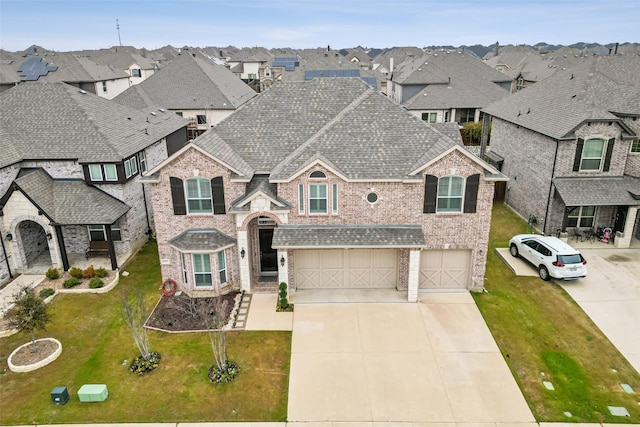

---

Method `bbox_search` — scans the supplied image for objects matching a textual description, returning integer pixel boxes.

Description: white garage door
[295,249,397,289]
[419,249,471,289]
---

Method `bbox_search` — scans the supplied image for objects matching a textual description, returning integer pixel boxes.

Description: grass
[472,203,640,423]
[0,240,291,424]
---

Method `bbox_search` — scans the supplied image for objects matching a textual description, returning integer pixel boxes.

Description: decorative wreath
[161,278,177,296]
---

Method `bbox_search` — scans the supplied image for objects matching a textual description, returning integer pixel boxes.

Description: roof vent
[150,112,157,116]
[79,90,87,94]
[127,117,132,120]
[159,108,165,112]
[144,128,149,135]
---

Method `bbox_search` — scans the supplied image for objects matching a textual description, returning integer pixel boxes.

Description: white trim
[235,190,286,209]
[408,145,501,176]
[144,143,250,178]
[272,159,350,183]
[169,242,236,254]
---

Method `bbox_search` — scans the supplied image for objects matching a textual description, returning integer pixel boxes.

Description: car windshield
[558,254,583,265]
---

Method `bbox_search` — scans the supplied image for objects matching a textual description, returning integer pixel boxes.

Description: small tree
[5,286,50,353]
[122,291,160,374]
[201,294,238,384]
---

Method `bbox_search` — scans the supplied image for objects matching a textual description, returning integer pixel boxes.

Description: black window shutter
[423,175,438,213]
[573,138,584,171]
[463,174,480,213]
[602,138,615,171]
[211,176,226,215]
[170,177,186,215]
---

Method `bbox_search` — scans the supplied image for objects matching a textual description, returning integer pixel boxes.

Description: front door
[614,206,628,234]
[259,229,277,273]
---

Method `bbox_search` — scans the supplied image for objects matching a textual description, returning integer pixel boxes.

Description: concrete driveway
[287,293,536,423]
[559,248,640,374]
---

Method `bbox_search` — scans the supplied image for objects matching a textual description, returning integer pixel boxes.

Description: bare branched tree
[121,291,151,360]
[200,295,230,371]
[5,286,50,353]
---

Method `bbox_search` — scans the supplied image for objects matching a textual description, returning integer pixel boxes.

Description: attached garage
[295,249,397,289]
[419,249,471,289]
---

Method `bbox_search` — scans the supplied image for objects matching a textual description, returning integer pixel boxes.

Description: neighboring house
[483,55,640,247]
[226,48,272,90]
[388,51,512,124]
[113,51,256,139]
[93,50,158,86]
[142,78,506,302]
[484,45,594,92]
[0,82,189,284]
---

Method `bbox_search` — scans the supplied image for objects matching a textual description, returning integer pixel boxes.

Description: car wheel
[539,265,550,281]
[509,244,519,258]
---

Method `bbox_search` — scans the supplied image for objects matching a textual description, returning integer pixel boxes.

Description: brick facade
[149,145,496,296]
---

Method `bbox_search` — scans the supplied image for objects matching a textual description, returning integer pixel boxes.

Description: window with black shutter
[573,138,584,172]
[170,177,186,215]
[423,174,438,213]
[211,176,226,214]
[463,174,480,213]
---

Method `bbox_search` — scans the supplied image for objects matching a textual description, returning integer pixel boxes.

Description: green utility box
[51,386,69,405]
[77,384,108,402]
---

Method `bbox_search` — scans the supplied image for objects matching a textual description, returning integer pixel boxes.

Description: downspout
[0,232,13,279]
[543,139,560,234]
[141,183,152,235]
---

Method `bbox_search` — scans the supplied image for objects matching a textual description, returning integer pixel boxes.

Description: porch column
[474,109,481,122]
[407,250,421,303]
[104,224,118,270]
[450,108,457,123]
[561,206,572,232]
[277,250,288,289]
[615,206,638,249]
[54,225,70,271]
[237,230,250,292]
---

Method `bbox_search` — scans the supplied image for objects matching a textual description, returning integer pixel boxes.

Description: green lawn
[0,240,291,424]
[473,203,640,423]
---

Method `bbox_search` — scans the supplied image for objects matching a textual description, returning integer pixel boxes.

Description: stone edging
[8,337,62,373]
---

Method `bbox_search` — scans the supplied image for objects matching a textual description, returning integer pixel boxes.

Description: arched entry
[16,220,52,272]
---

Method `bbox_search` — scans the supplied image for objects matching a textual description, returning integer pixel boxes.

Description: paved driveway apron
[559,248,640,374]
[287,293,536,423]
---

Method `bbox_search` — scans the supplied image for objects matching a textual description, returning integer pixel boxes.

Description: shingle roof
[0,82,188,167]
[229,175,292,212]
[11,169,130,225]
[112,52,256,110]
[553,176,640,206]
[272,224,427,249]
[22,53,129,82]
[404,75,509,109]
[193,78,459,181]
[168,228,236,252]
[483,55,640,139]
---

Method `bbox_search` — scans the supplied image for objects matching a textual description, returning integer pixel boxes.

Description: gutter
[543,139,560,234]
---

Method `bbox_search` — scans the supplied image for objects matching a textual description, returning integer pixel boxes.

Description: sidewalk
[0,274,45,316]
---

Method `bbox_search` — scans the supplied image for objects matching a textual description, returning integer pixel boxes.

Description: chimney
[390,58,394,73]
[494,41,500,56]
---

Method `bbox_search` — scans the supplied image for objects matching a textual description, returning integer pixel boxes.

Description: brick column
[614,206,637,248]
[237,230,250,292]
[407,250,421,302]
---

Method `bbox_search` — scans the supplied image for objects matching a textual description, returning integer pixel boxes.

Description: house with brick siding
[142,78,506,302]
[483,55,640,247]
[0,82,189,284]
[387,51,512,125]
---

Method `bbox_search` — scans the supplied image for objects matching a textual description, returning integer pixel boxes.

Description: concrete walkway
[0,274,45,316]
[287,292,535,423]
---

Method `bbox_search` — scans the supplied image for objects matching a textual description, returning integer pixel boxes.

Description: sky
[0,0,638,52]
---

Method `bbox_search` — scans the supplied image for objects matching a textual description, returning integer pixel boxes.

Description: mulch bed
[9,339,59,366]
[145,292,240,332]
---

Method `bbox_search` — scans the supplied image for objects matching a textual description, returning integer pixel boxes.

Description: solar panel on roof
[361,77,377,88]
[18,57,57,81]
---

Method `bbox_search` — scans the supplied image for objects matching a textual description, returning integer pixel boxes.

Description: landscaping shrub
[94,267,108,278]
[63,277,80,288]
[89,278,103,289]
[276,282,293,312]
[45,268,59,280]
[39,288,55,299]
[82,265,94,278]
[129,351,161,375]
[68,267,83,279]
[208,360,240,385]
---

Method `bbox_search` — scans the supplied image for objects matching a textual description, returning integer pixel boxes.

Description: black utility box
[51,386,69,405]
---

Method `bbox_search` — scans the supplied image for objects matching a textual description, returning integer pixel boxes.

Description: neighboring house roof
[393,51,512,86]
[112,52,256,110]
[15,52,129,83]
[553,176,640,206]
[482,55,640,139]
[5,169,130,225]
[193,78,461,181]
[93,51,156,70]
[272,224,427,249]
[0,82,188,167]
[168,228,237,251]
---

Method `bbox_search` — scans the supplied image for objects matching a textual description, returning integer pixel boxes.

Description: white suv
[509,234,588,281]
